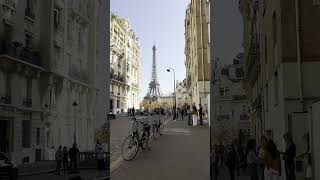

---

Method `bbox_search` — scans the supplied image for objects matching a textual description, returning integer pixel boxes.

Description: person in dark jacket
[282,132,296,180]
[69,143,79,173]
[225,143,237,180]
[62,146,69,174]
[199,104,203,125]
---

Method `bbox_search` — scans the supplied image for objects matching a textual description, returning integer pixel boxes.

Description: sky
[111,0,190,101]
[212,0,244,64]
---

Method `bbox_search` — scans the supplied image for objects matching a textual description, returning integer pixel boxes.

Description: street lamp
[167,68,176,120]
[72,101,78,145]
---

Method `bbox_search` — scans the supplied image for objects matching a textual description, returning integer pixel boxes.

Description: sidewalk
[18,160,109,177]
[111,118,210,180]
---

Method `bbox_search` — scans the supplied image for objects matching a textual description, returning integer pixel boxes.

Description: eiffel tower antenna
[145,43,161,101]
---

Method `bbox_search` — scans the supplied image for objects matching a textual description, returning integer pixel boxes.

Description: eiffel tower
[145,43,161,101]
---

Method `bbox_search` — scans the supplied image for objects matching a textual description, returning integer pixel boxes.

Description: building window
[272,11,277,47]
[22,120,31,148]
[26,78,32,99]
[25,34,32,48]
[54,7,62,31]
[117,99,120,108]
[274,71,279,105]
[36,128,40,145]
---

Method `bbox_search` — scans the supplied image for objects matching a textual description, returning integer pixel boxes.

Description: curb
[19,167,109,177]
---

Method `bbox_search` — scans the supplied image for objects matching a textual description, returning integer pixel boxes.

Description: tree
[95,121,109,144]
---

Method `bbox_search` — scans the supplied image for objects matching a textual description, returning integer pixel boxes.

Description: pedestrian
[282,132,296,180]
[262,140,281,180]
[187,106,192,126]
[211,144,220,180]
[69,143,80,173]
[199,104,203,125]
[296,133,312,180]
[257,136,267,180]
[55,146,63,175]
[62,146,69,174]
[132,107,135,116]
[225,143,237,180]
[181,107,184,120]
[246,139,258,180]
[192,104,198,126]
[97,147,105,170]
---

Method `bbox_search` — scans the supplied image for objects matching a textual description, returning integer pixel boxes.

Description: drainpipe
[295,0,304,109]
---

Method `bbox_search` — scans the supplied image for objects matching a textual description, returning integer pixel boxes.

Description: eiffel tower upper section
[145,43,161,101]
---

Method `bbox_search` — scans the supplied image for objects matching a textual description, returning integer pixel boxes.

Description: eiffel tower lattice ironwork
[145,43,161,101]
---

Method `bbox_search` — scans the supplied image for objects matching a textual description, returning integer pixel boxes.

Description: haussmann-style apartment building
[240,0,320,177]
[0,0,107,164]
[110,13,141,114]
[184,0,210,111]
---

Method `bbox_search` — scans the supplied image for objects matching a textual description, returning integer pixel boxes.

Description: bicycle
[152,115,165,140]
[121,117,151,161]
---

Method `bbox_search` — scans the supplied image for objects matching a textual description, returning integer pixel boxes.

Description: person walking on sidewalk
[211,144,220,180]
[192,104,198,126]
[187,106,192,126]
[62,146,69,174]
[55,146,63,175]
[263,140,281,180]
[132,107,135,116]
[199,104,203,125]
[257,136,267,180]
[69,143,80,173]
[181,107,184,120]
[225,143,237,180]
[282,132,296,180]
[246,139,258,180]
[97,147,105,170]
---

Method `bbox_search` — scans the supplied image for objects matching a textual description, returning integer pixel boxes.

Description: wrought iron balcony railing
[0,40,41,67]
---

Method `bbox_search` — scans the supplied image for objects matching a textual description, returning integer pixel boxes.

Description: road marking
[110,155,123,173]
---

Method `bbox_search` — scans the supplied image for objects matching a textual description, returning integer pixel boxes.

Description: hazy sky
[212,0,244,64]
[111,0,190,101]
[111,0,243,101]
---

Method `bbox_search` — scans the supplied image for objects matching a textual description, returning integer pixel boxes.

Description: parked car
[0,152,18,180]
[108,111,116,119]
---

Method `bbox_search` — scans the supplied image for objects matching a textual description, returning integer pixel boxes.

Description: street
[111,115,210,180]
[18,169,109,180]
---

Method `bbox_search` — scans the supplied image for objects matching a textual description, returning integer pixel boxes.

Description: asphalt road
[111,118,210,180]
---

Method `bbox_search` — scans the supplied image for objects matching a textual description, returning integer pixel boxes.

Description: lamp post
[167,68,176,120]
[72,101,78,145]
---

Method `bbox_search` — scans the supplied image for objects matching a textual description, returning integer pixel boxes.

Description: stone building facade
[176,79,190,108]
[240,0,320,162]
[0,0,105,164]
[211,55,251,144]
[184,0,210,110]
[110,13,141,114]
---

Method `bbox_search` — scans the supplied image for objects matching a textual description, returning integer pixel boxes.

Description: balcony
[0,95,11,104]
[22,98,32,107]
[0,40,42,67]
[240,114,249,121]
[232,95,247,101]
[110,74,125,83]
